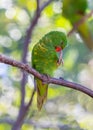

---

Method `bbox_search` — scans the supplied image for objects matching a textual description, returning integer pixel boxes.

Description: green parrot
[62,0,93,50]
[32,31,67,110]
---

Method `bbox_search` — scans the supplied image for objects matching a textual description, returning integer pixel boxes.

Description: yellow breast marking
[38,43,47,52]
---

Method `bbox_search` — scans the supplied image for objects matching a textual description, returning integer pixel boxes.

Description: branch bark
[0,54,93,98]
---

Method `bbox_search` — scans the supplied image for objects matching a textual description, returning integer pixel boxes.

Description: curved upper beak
[57,50,64,66]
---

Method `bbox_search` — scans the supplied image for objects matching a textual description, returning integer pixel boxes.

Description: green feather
[36,79,48,110]
[62,0,87,24]
[32,31,67,110]
[62,0,93,50]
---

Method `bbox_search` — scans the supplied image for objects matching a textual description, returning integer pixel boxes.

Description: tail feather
[36,79,48,110]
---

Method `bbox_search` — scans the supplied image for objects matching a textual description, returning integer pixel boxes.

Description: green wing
[32,31,67,110]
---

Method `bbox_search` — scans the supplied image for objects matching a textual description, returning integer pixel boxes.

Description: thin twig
[25,87,36,109]
[0,54,93,98]
[40,0,53,12]
[11,87,36,130]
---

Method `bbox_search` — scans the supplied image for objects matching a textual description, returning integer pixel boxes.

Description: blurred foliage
[0,0,93,130]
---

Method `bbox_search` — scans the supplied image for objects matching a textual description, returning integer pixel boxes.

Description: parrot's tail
[36,79,48,110]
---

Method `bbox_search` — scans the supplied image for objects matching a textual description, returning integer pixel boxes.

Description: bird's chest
[34,50,58,76]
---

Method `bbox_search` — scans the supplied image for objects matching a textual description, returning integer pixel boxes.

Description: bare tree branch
[40,0,54,12]
[20,0,41,110]
[11,1,54,130]
[0,54,93,98]
[19,0,41,118]
[25,87,36,110]
[10,88,35,130]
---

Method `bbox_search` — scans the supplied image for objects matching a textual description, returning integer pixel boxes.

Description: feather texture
[32,31,67,110]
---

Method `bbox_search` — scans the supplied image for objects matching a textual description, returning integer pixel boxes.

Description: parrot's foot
[57,59,64,66]
[59,77,64,80]
[62,59,64,65]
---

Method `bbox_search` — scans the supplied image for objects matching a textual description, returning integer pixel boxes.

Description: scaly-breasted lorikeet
[32,31,67,110]
[62,0,93,50]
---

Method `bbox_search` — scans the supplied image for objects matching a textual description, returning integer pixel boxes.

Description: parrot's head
[45,31,67,65]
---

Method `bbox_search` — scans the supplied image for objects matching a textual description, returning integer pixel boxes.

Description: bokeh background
[0,0,93,130]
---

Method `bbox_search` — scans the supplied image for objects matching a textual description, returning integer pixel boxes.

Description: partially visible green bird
[62,0,93,50]
[32,31,67,110]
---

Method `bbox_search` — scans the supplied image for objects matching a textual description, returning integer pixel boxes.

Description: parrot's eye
[55,46,62,52]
